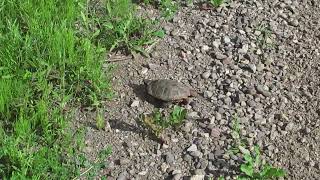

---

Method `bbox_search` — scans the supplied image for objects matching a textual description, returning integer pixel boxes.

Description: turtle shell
[146,79,193,101]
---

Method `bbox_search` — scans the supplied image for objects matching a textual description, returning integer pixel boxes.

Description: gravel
[78,0,320,179]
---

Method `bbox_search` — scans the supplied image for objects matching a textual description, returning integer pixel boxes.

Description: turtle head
[189,89,198,97]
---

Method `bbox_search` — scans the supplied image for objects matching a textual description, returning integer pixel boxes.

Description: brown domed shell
[145,79,196,101]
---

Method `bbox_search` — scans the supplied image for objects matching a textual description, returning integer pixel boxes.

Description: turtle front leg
[160,101,172,108]
[180,98,191,105]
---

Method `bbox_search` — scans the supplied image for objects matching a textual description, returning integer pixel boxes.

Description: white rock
[239,44,249,54]
[201,45,210,51]
[204,91,213,98]
[256,49,262,55]
[141,67,148,75]
[201,71,211,79]
[212,40,221,48]
[223,36,231,44]
[138,170,148,175]
[190,175,205,180]
[187,144,197,152]
[210,116,215,124]
[130,100,140,107]
[186,111,200,119]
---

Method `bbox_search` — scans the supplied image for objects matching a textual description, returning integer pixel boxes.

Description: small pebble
[212,40,221,48]
[117,171,128,180]
[289,19,299,27]
[193,169,205,175]
[173,173,183,180]
[190,175,205,180]
[201,45,210,52]
[215,113,222,121]
[187,144,198,152]
[165,153,175,164]
[147,63,157,70]
[202,71,211,79]
[130,100,140,107]
[204,91,213,98]
[210,128,221,138]
[256,85,271,97]
[186,112,200,119]
[141,67,148,75]
[223,36,231,44]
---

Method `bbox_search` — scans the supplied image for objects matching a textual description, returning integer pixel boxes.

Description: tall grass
[0,0,112,178]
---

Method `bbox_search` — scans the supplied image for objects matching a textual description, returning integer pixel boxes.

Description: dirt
[77,0,320,179]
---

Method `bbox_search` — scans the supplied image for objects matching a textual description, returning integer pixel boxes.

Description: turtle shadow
[108,118,145,134]
[129,83,165,108]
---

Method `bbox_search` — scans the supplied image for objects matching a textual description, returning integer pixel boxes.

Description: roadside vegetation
[141,105,187,137]
[0,0,161,178]
[0,0,286,179]
[225,116,286,180]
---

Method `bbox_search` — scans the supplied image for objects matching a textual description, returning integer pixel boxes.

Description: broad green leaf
[240,164,254,177]
[261,165,286,178]
[153,29,165,38]
[253,145,261,168]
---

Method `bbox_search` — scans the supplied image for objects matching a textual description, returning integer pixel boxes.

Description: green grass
[0,0,166,178]
[96,0,165,56]
[158,0,179,19]
[0,0,113,178]
[143,0,179,20]
[96,108,106,130]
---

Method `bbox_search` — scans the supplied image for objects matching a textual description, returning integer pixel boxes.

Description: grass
[158,0,179,19]
[0,0,286,178]
[141,105,187,137]
[96,0,165,56]
[96,108,106,130]
[0,0,166,178]
[0,0,123,178]
[143,0,179,20]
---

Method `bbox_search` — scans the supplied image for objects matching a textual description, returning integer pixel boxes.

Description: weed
[141,105,187,137]
[226,115,286,179]
[73,146,112,179]
[210,0,224,7]
[238,146,286,179]
[168,105,188,127]
[96,109,106,130]
[142,109,165,137]
[256,23,274,49]
[228,115,247,155]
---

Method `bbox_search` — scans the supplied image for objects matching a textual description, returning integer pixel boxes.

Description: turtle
[144,79,197,106]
